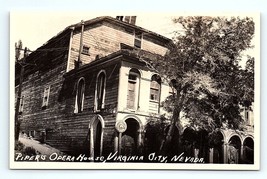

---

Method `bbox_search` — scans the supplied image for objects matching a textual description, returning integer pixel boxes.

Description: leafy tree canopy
[148,16,255,132]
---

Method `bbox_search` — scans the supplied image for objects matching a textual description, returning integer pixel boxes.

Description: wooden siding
[41,60,122,155]
[68,22,168,71]
[19,60,68,138]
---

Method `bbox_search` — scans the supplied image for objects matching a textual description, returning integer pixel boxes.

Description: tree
[144,16,255,155]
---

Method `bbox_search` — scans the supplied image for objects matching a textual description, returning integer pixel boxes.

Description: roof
[41,16,172,51]
[64,48,164,78]
[66,16,172,43]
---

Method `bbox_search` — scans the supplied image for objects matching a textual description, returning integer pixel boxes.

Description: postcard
[10,12,260,170]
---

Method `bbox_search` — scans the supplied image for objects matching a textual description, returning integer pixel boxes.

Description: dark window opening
[96,72,106,111]
[42,86,50,108]
[150,75,161,102]
[82,45,90,55]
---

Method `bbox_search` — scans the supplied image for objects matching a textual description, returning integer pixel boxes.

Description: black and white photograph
[9,12,260,170]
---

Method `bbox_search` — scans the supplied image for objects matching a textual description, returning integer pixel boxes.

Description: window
[169,79,177,96]
[95,71,106,111]
[150,75,161,101]
[19,95,24,113]
[245,108,250,124]
[82,45,90,55]
[116,16,124,21]
[42,86,50,108]
[127,69,140,110]
[74,78,85,113]
[124,16,137,24]
[134,31,142,48]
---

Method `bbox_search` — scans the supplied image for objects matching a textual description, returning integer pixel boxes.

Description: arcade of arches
[88,115,254,164]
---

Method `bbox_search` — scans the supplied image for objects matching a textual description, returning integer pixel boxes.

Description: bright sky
[10,12,181,51]
[10,12,258,68]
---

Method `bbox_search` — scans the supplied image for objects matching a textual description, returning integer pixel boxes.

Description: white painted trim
[94,70,106,111]
[74,77,85,113]
[89,115,105,159]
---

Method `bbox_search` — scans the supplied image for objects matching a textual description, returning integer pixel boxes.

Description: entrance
[212,131,224,163]
[121,118,140,155]
[243,137,254,164]
[90,115,104,159]
[228,135,241,164]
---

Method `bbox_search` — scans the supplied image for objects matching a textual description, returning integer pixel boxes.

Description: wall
[117,60,171,125]
[51,59,121,155]
[67,21,168,71]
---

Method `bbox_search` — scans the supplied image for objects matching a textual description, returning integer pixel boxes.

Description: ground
[14,135,65,162]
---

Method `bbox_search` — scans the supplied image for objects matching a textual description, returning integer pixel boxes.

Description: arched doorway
[89,115,104,159]
[181,127,196,157]
[121,118,140,155]
[243,137,254,164]
[163,125,180,157]
[195,130,209,161]
[228,135,242,164]
[93,120,102,157]
[209,131,224,163]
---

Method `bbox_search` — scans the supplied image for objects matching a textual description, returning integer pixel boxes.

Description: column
[240,144,244,164]
[223,143,228,164]
[137,129,143,155]
[114,133,119,155]
[209,148,214,163]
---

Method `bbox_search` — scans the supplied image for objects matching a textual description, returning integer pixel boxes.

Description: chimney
[116,16,137,25]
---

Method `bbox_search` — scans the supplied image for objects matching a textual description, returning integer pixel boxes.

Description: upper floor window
[19,95,24,113]
[42,86,50,108]
[95,71,106,111]
[150,74,161,102]
[245,108,250,125]
[134,30,142,48]
[127,68,141,110]
[74,78,85,113]
[169,79,177,96]
[82,45,90,55]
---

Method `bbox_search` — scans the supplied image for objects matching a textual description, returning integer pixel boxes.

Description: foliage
[148,16,255,132]
[144,115,170,154]
[15,141,25,151]
[24,147,37,156]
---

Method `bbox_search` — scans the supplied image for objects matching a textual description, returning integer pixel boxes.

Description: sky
[10,12,181,51]
[10,12,258,68]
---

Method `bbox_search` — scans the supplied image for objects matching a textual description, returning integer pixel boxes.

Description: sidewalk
[19,136,64,156]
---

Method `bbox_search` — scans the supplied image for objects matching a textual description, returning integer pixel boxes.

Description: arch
[88,114,105,129]
[121,118,141,155]
[243,137,254,164]
[182,127,196,142]
[169,79,178,96]
[74,77,85,113]
[128,68,142,77]
[94,70,106,111]
[150,74,162,113]
[122,115,143,130]
[88,115,105,159]
[242,134,254,144]
[210,130,224,164]
[215,129,227,143]
[181,127,196,157]
[162,124,180,156]
[228,135,242,164]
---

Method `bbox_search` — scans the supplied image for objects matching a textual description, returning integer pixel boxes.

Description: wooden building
[15,16,172,158]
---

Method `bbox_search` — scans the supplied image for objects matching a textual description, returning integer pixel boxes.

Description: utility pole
[14,40,28,141]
